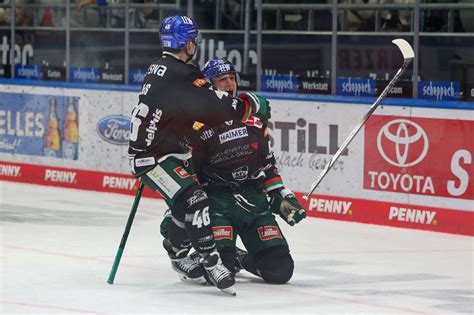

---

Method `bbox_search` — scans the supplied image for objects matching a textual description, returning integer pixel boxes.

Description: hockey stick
[107,181,145,284]
[303,39,414,201]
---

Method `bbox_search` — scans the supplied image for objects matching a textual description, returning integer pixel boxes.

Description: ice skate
[163,239,206,284]
[234,247,248,274]
[200,251,236,296]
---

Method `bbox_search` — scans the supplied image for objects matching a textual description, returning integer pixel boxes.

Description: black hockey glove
[239,92,271,122]
[268,188,306,226]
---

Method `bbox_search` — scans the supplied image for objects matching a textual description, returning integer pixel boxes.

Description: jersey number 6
[130,102,150,142]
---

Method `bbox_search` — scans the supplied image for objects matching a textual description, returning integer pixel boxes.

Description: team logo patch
[193,78,207,87]
[219,126,248,144]
[257,226,283,241]
[212,226,233,240]
[187,189,207,207]
[232,166,248,181]
[174,166,190,178]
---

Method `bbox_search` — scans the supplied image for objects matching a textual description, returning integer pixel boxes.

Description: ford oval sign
[97,115,131,145]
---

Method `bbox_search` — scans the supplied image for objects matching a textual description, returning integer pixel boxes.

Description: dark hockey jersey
[190,118,283,191]
[128,52,249,177]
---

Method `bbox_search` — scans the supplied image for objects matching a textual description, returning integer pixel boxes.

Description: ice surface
[1,181,472,314]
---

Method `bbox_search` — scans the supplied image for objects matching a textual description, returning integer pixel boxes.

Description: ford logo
[97,115,131,145]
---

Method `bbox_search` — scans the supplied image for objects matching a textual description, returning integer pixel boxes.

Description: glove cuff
[279,187,294,198]
[240,99,252,123]
[264,176,283,192]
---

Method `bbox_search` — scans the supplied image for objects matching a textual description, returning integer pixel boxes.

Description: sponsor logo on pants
[257,226,282,241]
[212,226,233,240]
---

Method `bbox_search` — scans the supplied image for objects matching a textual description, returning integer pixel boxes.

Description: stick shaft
[107,182,145,284]
[304,60,412,199]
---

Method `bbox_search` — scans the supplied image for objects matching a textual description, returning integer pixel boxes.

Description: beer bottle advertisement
[61,97,79,160]
[0,93,79,159]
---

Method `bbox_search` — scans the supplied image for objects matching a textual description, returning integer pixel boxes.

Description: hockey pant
[141,156,216,255]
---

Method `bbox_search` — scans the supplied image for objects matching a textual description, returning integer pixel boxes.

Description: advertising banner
[261,75,298,93]
[268,100,363,197]
[14,64,66,81]
[99,68,124,84]
[0,84,134,173]
[0,92,79,160]
[298,77,331,95]
[464,81,474,101]
[336,78,376,97]
[376,79,413,98]
[301,192,473,236]
[43,66,66,81]
[15,64,42,80]
[418,80,461,101]
[0,82,472,235]
[364,115,473,200]
[70,67,100,83]
[129,69,146,85]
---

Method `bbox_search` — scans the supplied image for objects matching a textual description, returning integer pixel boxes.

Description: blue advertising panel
[0,93,79,159]
[418,80,461,101]
[129,69,146,85]
[70,67,99,83]
[15,64,42,80]
[336,78,376,97]
[261,75,299,93]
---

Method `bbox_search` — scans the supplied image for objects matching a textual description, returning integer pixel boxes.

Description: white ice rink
[1,181,473,314]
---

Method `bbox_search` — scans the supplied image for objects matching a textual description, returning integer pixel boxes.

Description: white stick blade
[392,38,414,60]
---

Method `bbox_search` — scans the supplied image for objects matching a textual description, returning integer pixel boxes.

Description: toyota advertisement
[364,116,473,200]
[0,82,472,235]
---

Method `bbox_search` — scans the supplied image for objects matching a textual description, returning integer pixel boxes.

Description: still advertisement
[364,115,473,200]
[268,100,362,196]
[0,92,79,159]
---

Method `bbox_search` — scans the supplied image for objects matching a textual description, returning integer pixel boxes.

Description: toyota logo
[376,119,429,167]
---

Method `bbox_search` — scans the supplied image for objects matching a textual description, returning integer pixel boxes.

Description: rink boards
[0,81,472,236]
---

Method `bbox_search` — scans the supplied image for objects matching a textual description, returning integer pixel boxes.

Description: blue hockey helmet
[202,59,237,82]
[159,15,202,50]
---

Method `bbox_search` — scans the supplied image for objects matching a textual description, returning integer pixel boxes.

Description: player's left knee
[257,245,294,284]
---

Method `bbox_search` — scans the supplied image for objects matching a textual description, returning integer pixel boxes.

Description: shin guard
[175,186,216,255]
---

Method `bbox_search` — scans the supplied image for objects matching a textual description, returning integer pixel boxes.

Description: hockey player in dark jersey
[127,15,271,295]
[161,59,306,285]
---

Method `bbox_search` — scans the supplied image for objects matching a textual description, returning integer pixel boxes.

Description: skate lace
[174,256,200,273]
[207,262,231,283]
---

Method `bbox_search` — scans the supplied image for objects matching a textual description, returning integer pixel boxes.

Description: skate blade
[220,286,236,296]
[179,275,207,284]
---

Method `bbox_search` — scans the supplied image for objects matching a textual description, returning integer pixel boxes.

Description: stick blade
[392,38,414,60]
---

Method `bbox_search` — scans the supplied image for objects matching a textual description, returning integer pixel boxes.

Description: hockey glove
[239,93,271,122]
[269,188,306,226]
